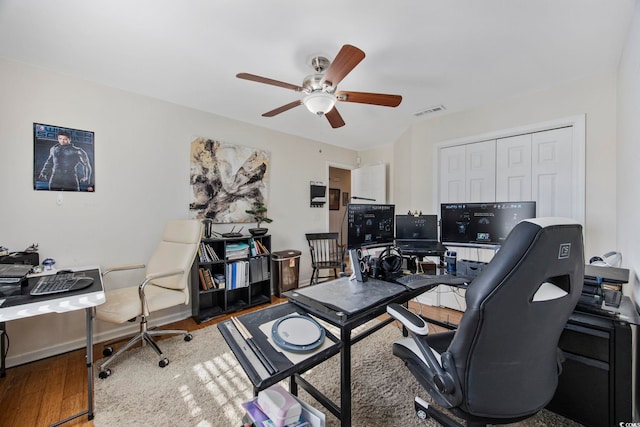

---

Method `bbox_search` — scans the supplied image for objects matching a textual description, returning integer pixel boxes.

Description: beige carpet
[94,320,583,427]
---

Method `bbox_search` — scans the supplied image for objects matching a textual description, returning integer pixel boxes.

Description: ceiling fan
[236,44,402,128]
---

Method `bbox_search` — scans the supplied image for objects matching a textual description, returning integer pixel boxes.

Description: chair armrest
[103,264,146,276]
[387,303,429,336]
[145,268,184,281]
[387,303,459,397]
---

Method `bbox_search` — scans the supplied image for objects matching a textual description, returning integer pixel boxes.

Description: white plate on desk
[271,315,325,353]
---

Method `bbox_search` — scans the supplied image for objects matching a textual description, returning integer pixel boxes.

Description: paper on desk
[259,313,336,364]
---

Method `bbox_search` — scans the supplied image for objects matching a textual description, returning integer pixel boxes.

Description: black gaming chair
[387,218,584,426]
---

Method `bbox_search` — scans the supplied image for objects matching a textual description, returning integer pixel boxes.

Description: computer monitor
[395,215,438,240]
[346,204,395,249]
[440,201,536,247]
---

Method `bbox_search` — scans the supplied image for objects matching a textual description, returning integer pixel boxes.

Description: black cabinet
[547,297,639,426]
[191,235,271,323]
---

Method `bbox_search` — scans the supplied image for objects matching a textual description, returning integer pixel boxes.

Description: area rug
[93,321,582,427]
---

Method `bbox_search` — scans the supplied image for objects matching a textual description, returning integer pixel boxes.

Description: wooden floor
[0,296,461,427]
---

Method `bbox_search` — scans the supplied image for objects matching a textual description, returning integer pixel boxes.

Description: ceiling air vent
[413,105,446,117]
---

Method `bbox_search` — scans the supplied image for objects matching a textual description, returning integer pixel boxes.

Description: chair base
[98,325,192,379]
[415,397,502,427]
[415,397,468,427]
[414,397,537,427]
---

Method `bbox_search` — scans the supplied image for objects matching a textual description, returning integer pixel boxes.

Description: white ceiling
[0,0,634,150]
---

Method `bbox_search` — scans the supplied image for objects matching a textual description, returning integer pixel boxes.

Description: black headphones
[379,246,403,275]
[589,251,622,268]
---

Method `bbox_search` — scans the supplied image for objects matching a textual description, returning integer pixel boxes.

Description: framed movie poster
[33,123,95,192]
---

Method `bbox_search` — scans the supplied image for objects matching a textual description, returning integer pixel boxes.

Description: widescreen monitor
[440,201,536,247]
[346,204,395,249]
[395,215,438,241]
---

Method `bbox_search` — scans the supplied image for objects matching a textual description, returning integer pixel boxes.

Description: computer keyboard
[396,273,434,285]
[30,273,94,296]
[395,273,472,290]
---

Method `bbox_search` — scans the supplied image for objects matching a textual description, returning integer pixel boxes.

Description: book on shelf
[248,237,269,256]
[204,243,220,261]
[226,260,249,289]
[199,242,222,262]
[226,242,250,260]
[249,257,269,283]
[198,268,208,291]
[198,245,208,263]
[255,239,270,254]
[198,268,216,290]
[205,269,215,289]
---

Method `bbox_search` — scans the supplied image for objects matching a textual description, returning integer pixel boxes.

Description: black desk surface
[218,302,341,390]
[0,268,103,308]
[283,277,406,316]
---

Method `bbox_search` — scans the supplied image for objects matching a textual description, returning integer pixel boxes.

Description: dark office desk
[547,296,640,427]
[0,266,105,426]
[218,302,342,391]
[220,276,433,427]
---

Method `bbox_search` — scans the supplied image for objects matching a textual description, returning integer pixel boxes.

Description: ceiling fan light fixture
[303,92,336,115]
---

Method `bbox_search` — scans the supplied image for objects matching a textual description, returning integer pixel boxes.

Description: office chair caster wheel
[98,369,111,379]
[184,333,193,342]
[159,358,169,368]
[416,409,428,420]
[102,346,114,357]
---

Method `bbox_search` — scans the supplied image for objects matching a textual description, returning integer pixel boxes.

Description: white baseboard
[5,308,191,369]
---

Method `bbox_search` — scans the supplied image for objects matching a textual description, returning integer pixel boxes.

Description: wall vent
[413,105,446,117]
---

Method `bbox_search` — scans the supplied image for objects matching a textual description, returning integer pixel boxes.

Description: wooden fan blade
[325,107,345,128]
[336,91,402,107]
[262,100,303,117]
[237,73,304,92]
[322,45,365,87]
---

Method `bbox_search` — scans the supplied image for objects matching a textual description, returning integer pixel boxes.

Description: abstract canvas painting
[189,137,270,223]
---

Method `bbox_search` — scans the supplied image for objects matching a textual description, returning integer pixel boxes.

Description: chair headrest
[521,217,580,229]
[163,220,203,244]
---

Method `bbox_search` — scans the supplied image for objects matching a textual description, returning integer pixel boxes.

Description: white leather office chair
[96,219,202,379]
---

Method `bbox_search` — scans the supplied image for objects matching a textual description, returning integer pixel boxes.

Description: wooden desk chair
[305,232,343,285]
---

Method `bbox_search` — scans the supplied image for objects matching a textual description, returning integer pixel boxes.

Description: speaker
[0,251,39,266]
[349,248,368,282]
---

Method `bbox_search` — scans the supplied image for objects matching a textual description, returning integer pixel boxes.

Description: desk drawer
[559,323,610,363]
[548,352,610,427]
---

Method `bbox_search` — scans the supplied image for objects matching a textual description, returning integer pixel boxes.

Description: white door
[466,140,496,202]
[350,163,386,204]
[532,127,574,218]
[496,134,533,201]
[439,145,466,203]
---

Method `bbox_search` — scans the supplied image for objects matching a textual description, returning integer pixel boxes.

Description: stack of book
[249,238,270,256]
[198,268,225,290]
[198,243,220,262]
[226,260,249,289]
[226,242,250,260]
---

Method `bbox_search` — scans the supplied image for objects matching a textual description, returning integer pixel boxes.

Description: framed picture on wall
[329,188,340,210]
[33,123,95,192]
[342,191,349,206]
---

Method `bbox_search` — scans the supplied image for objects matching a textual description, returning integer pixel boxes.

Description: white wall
[617,0,640,298]
[389,73,619,261]
[0,59,358,366]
